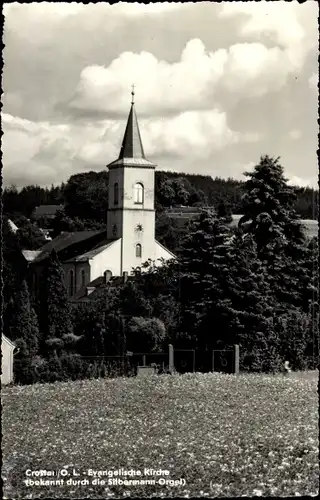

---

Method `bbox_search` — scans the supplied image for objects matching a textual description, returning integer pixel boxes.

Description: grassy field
[2,371,318,498]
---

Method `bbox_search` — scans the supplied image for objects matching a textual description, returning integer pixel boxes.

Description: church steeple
[118,87,145,160]
[105,85,174,277]
[107,87,155,169]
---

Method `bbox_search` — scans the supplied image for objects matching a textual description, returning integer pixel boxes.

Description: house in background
[1,335,17,385]
[31,204,64,222]
[166,208,318,240]
[24,90,175,299]
[8,219,19,234]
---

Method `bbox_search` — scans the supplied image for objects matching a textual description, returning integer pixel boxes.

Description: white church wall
[122,209,156,274]
[155,240,176,264]
[89,239,122,280]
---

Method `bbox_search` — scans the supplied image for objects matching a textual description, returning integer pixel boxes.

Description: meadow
[2,371,318,498]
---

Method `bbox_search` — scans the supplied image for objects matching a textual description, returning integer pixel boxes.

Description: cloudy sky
[2,1,318,189]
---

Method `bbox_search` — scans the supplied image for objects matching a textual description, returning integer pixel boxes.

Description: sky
[2,1,319,189]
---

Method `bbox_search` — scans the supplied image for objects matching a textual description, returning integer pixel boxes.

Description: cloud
[287,176,314,188]
[3,2,181,19]
[3,108,252,187]
[66,37,308,119]
[308,73,318,90]
[2,2,318,189]
[219,1,317,56]
[289,130,302,141]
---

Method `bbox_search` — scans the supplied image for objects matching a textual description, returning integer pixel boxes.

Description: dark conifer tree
[39,250,73,355]
[178,208,232,349]
[240,155,310,310]
[8,279,39,356]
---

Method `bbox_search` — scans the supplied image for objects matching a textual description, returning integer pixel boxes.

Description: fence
[13,344,240,385]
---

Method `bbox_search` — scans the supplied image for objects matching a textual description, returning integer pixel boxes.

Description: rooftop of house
[32,205,64,218]
[166,210,318,239]
[22,250,42,262]
[8,219,19,233]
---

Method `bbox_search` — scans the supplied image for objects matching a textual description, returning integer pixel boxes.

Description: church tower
[106,88,157,275]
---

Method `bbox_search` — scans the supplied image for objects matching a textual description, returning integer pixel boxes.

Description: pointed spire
[107,86,156,169]
[118,87,145,160]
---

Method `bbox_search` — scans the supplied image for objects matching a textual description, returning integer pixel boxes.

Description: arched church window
[69,270,74,296]
[80,269,86,288]
[135,243,142,258]
[133,183,144,204]
[114,182,119,205]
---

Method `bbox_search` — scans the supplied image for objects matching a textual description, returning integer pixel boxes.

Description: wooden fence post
[234,344,239,375]
[168,344,174,372]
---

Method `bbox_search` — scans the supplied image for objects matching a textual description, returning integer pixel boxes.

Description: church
[25,90,175,299]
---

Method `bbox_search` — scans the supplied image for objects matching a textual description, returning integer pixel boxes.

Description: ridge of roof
[2,334,16,348]
[65,239,119,262]
[155,240,177,259]
[33,229,108,263]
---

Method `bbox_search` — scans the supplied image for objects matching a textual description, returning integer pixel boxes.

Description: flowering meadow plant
[2,372,318,498]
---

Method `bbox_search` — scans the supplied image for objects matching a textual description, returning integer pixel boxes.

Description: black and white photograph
[1,1,319,498]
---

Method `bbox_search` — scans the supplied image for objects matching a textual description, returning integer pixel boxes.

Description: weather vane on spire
[131,84,135,104]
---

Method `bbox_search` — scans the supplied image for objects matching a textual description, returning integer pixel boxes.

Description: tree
[155,212,181,253]
[119,281,153,318]
[2,217,27,308]
[51,209,107,238]
[240,155,305,254]
[73,285,121,357]
[15,216,47,250]
[240,155,310,310]
[63,171,109,221]
[132,259,181,343]
[217,201,233,223]
[225,232,283,371]
[7,279,39,356]
[39,250,73,355]
[126,317,167,353]
[274,310,310,371]
[156,177,176,208]
[178,208,233,349]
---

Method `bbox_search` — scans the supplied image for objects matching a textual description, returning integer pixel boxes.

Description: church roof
[107,91,156,169]
[33,230,108,263]
[2,334,16,348]
[65,239,119,262]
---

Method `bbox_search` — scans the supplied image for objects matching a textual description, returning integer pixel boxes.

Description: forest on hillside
[3,169,318,221]
[3,156,319,385]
